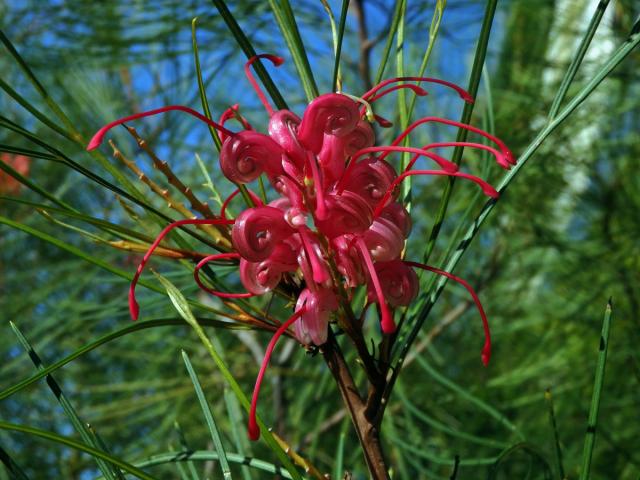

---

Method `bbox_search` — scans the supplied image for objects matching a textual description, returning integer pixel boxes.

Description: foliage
[0,0,639,478]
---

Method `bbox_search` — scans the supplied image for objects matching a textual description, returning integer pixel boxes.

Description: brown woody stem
[322,334,390,480]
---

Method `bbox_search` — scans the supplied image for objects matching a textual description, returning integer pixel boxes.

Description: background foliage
[0,0,638,478]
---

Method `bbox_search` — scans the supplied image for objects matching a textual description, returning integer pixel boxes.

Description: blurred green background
[0,0,638,478]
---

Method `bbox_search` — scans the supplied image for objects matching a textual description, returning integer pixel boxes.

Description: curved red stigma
[220,187,263,220]
[372,169,499,218]
[365,84,428,104]
[129,218,235,320]
[404,261,491,366]
[405,142,511,171]
[382,117,513,164]
[355,238,395,334]
[87,106,234,151]
[245,54,284,117]
[194,253,255,298]
[362,76,474,103]
[248,307,307,441]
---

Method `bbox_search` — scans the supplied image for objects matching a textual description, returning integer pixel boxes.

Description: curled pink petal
[363,217,405,262]
[268,110,306,167]
[297,93,360,152]
[86,105,233,151]
[405,261,492,366]
[315,191,373,238]
[294,287,337,345]
[231,206,294,262]
[337,156,399,208]
[220,131,285,184]
[368,260,419,307]
[239,258,285,295]
[379,202,412,238]
[248,306,307,441]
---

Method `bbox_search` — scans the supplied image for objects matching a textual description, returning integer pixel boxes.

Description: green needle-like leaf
[0,422,157,480]
[153,271,303,480]
[182,350,232,480]
[579,299,613,480]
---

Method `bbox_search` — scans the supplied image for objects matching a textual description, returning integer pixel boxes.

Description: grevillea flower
[0,153,30,196]
[87,53,513,440]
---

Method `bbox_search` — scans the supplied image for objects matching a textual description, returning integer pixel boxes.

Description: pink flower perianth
[87,54,514,440]
[0,153,31,195]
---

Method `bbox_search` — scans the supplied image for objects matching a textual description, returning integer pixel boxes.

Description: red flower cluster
[0,153,30,196]
[88,54,513,440]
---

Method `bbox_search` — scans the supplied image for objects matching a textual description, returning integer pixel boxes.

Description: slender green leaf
[153,271,302,480]
[0,445,30,480]
[191,17,222,151]
[0,318,248,402]
[548,0,611,119]
[580,300,613,480]
[9,322,119,480]
[0,422,157,480]
[134,450,294,478]
[209,0,288,110]
[421,0,498,264]
[268,0,318,100]
[374,0,405,85]
[182,350,232,480]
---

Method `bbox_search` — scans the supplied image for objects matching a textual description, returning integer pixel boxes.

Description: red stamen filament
[405,142,510,171]
[299,228,330,285]
[362,77,474,103]
[248,307,307,440]
[372,169,499,218]
[86,106,234,151]
[129,218,235,320]
[365,84,428,104]
[355,238,395,334]
[244,54,284,118]
[404,261,491,366]
[336,146,458,194]
[381,117,514,165]
[194,253,255,298]
[220,187,263,219]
